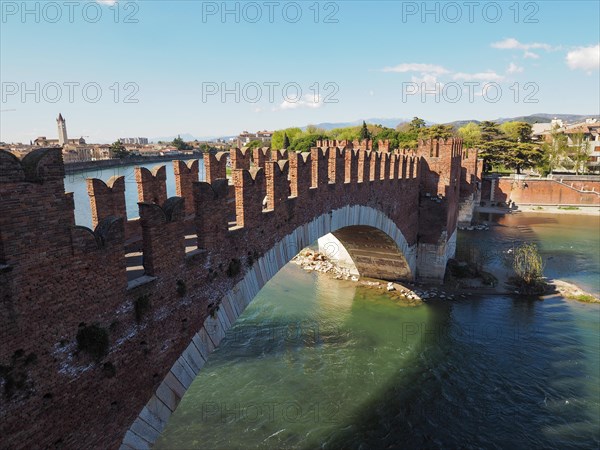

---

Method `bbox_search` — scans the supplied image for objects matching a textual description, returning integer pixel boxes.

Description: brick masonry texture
[0,139,478,449]
[482,177,600,206]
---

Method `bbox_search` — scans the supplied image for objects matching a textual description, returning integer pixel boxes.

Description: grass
[567,293,599,303]
[558,206,580,210]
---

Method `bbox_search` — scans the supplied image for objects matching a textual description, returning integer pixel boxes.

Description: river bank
[293,245,600,304]
[64,154,199,174]
[476,205,600,216]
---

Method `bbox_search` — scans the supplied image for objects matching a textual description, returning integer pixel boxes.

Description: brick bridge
[0,138,480,449]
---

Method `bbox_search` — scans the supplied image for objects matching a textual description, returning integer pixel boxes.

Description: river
[64,166,599,449]
[154,214,600,449]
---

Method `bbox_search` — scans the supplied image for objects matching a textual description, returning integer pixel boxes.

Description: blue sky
[1,0,599,143]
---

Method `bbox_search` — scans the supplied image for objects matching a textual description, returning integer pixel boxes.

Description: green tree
[198,143,217,153]
[282,133,290,149]
[409,117,426,132]
[271,127,302,149]
[457,122,482,148]
[481,140,544,174]
[568,132,591,175]
[372,127,400,150]
[420,124,454,140]
[543,125,568,174]
[246,140,263,150]
[513,243,544,286]
[500,121,533,143]
[480,121,502,142]
[359,121,371,140]
[330,126,361,141]
[289,133,329,153]
[172,135,192,151]
[110,140,129,159]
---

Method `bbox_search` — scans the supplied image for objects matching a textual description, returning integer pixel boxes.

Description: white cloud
[566,44,600,72]
[453,71,504,82]
[381,63,449,75]
[506,62,524,74]
[277,94,324,111]
[97,0,117,5]
[491,38,553,51]
[523,51,540,59]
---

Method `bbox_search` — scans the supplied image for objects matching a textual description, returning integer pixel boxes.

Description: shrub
[513,243,544,286]
[76,324,109,360]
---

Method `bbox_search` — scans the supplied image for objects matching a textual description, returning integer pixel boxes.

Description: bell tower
[57,113,68,145]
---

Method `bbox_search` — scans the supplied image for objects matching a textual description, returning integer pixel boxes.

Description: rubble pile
[292,250,359,282]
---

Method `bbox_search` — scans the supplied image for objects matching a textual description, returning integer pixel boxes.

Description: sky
[1,0,599,143]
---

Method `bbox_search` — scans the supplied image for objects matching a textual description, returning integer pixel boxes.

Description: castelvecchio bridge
[0,138,480,448]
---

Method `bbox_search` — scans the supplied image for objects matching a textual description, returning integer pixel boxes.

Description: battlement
[0,138,472,449]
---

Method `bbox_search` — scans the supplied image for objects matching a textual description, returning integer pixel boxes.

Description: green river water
[154,213,599,449]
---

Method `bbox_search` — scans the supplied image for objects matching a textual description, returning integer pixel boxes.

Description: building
[235,130,273,147]
[539,118,600,173]
[34,114,86,147]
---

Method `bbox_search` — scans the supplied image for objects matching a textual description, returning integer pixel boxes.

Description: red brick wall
[493,178,600,205]
[0,141,466,449]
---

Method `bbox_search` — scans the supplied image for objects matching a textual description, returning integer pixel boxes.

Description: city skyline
[1,1,599,143]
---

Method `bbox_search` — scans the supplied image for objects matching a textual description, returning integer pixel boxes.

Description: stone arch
[120,205,416,449]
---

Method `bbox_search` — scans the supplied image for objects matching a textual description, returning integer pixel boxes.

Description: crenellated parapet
[173,160,199,215]
[252,147,270,169]
[139,197,186,276]
[288,151,312,197]
[87,176,126,228]
[0,137,472,449]
[230,148,252,170]
[233,168,265,228]
[203,151,228,183]
[135,165,167,205]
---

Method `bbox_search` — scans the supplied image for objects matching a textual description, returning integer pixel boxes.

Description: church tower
[57,113,68,146]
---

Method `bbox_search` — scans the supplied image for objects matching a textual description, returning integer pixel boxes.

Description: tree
[481,140,544,174]
[420,124,454,140]
[271,127,302,149]
[372,127,400,150]
[172,135,192,151]
[500,121,533,143]
[479,121,502,142]
[359,121,371,140]
[110,140,129,159]
[513,243,544,286]
[543,125,568,175]
[568,132,591,175]
[409,117,426,132]
[282,133,290,149]
[289,133,329,153]
[457,122,482,148]
[246,140,263,150]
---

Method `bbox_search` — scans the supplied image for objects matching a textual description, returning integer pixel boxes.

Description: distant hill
[303,117,436,131]
[445,113,599,128]
[152,114,599,144]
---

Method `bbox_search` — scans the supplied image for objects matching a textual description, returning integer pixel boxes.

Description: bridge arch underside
[322,226,413,281]
[121,205,416,449]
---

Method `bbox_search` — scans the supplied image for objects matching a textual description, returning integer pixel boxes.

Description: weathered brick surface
[134,166,167,205]
[173,160,199,215]
[0,140,471,449]
[482,178,600,206]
